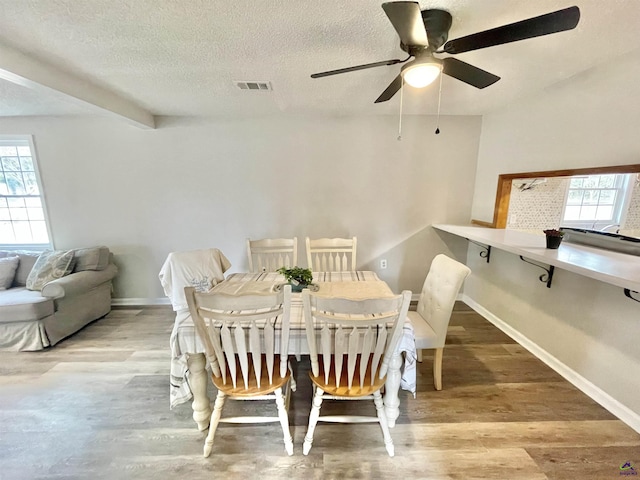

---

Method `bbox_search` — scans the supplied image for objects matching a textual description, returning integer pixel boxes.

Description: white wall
[464,49,640,425]
[0,114,481,300]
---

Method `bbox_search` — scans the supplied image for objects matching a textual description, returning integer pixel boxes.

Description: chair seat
[213,354,291,398]
[309,354,386,397]
[408,311,439,350]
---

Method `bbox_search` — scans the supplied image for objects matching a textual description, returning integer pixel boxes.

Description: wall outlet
[380,259,387,269]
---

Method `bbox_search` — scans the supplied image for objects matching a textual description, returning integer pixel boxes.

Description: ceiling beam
[0,42,155,129]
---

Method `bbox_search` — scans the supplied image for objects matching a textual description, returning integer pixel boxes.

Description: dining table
[169,271,416,430]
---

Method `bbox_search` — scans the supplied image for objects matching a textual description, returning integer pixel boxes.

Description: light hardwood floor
[1,303,639,479]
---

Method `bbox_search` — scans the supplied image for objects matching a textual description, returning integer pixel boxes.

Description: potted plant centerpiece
[543,229,565,249]
[277,266,313,292]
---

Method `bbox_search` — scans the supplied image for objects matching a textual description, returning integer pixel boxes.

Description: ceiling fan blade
[442,6,580,54]
[382,2,429,47]
[311,58,405,78]
[374,74,403,103]
[442,58,500,89]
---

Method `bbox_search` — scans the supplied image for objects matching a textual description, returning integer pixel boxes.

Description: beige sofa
[0,247,117,351]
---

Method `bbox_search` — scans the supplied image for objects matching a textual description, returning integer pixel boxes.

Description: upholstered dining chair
[301,289,412,457]
[305,236,357,271]
[184,284,294,457]
[409,254,471,391]
[247,237,298,273]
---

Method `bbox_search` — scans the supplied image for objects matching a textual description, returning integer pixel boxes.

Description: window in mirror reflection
[562,174,632,231]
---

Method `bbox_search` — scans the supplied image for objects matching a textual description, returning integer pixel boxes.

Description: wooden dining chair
[305,236,357,271]
[184,284,294,457]
[301,289,412,457]
[247,237,298,273]
[409,254,471,390]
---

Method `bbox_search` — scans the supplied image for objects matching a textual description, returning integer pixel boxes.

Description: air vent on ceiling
[234,81,272,91]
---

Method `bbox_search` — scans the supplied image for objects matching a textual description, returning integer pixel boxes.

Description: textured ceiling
[1,0,640,121]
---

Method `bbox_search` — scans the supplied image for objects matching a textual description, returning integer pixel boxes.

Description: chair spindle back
[247,238,298,273]
[302,290,411,390]
[185,285,291,390]
[305,237,357,272]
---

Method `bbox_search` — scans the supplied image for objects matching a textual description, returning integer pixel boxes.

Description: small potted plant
[543,229,565,249]
[277,266,313,292]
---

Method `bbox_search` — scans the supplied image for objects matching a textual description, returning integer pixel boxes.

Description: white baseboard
[112,298,170,307]
[461,293,640,435]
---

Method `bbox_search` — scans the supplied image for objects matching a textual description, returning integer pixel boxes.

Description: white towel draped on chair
[159,248,231,408]
[159,248,231,311]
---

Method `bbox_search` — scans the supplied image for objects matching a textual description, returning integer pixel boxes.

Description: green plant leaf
[277,266,313,285]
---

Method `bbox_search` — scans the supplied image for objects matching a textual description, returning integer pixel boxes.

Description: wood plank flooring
[1,303,639,479]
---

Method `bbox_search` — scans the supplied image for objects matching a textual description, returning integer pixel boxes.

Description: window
[561,174,632,229]
[0,136,51,249]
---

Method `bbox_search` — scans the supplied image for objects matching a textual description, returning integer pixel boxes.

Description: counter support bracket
[624,289,640,303]
[467,239,491,263]
[519,256,555,288]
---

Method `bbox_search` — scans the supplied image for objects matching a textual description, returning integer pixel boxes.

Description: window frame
[0,135,53,251]
[560,173,633,229]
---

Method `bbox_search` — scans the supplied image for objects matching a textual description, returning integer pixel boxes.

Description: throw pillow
[0,256,20,290]
[26,250,76,291]
[73,246,110,272]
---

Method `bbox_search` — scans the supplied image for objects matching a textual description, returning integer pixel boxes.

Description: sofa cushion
[0,251,41,287]
[73,246,110,272]
[0,256,20,290]
[0,287,54,322]
[15,253,40,287]
[26,250,75,291]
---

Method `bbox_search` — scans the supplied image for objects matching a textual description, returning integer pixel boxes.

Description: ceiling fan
[310,2,581,103]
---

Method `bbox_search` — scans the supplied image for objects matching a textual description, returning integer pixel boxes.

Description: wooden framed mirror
[474,165,640,236]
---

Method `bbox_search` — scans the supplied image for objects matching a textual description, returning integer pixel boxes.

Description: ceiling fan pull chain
[397,77,404,141]
[435,72,443,135]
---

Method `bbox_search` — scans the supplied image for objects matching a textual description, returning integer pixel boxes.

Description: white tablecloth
[170,271,416,408]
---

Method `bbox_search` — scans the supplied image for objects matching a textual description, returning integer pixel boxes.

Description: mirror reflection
[507,172,640,239]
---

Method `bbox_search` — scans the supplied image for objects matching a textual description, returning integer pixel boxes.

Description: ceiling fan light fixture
[401,60,442,88]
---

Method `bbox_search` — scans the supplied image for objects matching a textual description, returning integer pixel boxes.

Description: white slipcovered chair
[305,236,357,271]
[301,289,412,457]
[184,284,294,457]
[409,254,471,391]
[246,237,298,273]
